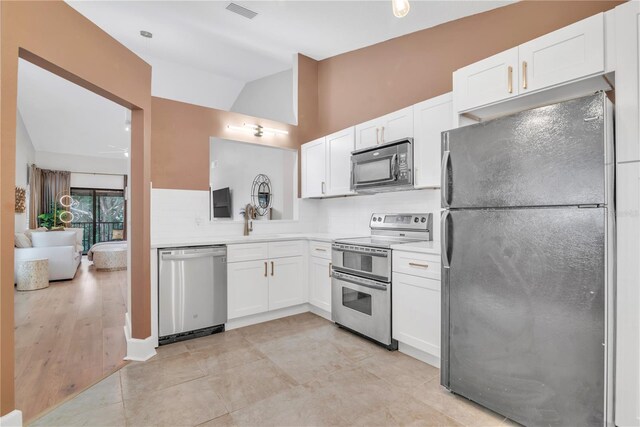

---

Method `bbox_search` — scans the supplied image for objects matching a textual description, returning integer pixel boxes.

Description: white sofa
[14,229,83,282]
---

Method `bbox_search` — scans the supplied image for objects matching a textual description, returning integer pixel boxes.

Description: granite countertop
[151,233,364,249]
[390,240,441,255]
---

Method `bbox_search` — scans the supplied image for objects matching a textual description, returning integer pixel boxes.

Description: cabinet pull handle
[409,262,429,269]
[271,261,274,276]
[315,248,327,252]
[329,262,332,277]
[507,66,513,94]
[376,128,380,145]
[522,61,528,89]
[381,126,385,144]
[264,261,267,277]
[321,181,326,195]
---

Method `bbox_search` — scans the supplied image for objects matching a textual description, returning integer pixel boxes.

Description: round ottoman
[16,259,49,291]
[93,246,127,271]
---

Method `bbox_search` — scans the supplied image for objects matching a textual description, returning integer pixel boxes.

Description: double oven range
[331,213,433,349]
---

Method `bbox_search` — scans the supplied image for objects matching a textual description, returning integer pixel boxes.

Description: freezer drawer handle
[441,211,451,268]
[161,252,221,261]
[441,149,451,207]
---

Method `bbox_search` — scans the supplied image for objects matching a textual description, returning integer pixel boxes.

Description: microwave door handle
[391,153,398,180]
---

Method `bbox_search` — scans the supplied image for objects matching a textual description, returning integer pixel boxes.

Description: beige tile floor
[31,313,517,427]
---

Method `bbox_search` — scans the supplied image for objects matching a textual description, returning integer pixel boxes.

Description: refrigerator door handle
[441,150,451,207]
[441,210,451,268]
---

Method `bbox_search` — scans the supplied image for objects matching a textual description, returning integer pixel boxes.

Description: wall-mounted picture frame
[15,186,26,213]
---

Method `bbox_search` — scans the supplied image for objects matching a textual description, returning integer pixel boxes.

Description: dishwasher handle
[161,249,226,261]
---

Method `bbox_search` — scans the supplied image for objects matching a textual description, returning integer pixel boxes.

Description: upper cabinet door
[355,117,383,150]
[325,127,355,196]
[413,93,453,188]
[301,137,326,198]
[453,47,519,112]
[380,106,414,144]
[519,13,604,94]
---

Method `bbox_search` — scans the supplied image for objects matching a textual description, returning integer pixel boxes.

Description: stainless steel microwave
[351,138,413,193]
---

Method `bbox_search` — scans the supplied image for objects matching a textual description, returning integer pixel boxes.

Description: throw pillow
[14,233,31,248]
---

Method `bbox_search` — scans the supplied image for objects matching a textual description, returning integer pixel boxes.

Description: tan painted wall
[1,1,152,416]
[316,0,622,136]
[151,1,621,192]
[151,54,319,191]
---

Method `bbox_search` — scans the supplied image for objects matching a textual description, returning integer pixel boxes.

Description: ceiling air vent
[226,3,258,19]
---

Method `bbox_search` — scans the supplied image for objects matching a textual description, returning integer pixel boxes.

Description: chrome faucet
[243,204,256,236]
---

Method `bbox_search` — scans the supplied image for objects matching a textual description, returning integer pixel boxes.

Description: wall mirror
[209,138,297,221]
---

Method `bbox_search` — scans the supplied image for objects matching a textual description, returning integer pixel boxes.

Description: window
[70,188,125,253]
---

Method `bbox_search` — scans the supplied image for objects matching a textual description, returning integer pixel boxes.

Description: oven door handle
[332,247,389,257]
[332,273,388,291]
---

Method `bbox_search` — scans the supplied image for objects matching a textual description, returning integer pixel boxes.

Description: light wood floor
[14,258,128,423]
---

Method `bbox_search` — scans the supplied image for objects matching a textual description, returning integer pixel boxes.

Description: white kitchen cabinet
[301,137,326,198]
[392,271,441,359]
[615,161,640,427]
[519,13,604,94]
[355,117,382,150]
[228,259,269,319]
[615,2,640,162]
[325,127,355,196]
[309,255,332,313]
[454,13,606,114]
[268,256,305,310]
[355,106,414,150]
[453,48,519,112]
[413,93,453,188]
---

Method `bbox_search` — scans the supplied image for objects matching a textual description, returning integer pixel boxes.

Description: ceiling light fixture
[392,0,410,18]
[227,123,289,137]
[140,30,153,38]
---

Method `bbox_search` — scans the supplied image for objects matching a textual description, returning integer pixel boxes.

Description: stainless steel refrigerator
[440,93,615,427]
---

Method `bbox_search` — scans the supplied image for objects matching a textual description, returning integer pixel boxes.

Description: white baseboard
[0,410,23,427]
[308,304,332,321]
[398,342,440,369]
[226,304,311,330]
[124,312,157,361]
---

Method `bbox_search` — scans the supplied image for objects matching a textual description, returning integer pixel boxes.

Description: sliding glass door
[70,188,125,253]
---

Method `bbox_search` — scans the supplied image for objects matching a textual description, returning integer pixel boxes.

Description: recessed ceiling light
[140,30,153,38]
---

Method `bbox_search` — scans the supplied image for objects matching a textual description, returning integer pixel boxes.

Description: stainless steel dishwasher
[158,245,227,345]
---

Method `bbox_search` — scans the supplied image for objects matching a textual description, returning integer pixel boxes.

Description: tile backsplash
[151,188,441,244]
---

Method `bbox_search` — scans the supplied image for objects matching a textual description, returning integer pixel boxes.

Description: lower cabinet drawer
[392,272,441,357]
[392,251,441,279]
[268,240,304,259]
[309,240,332,260]
[227,243,268,263]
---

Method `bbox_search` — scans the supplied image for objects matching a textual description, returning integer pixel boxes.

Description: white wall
[70,173,125,190]
[15,110,36,232]
[210,138,296,221]
[151,189,318,246]
[311,189,442,241]
[230,69,296,124]
[35,151,128,175]
[142,54,245,111]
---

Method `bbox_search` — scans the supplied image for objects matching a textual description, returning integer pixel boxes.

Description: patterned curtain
[28,165,71,228]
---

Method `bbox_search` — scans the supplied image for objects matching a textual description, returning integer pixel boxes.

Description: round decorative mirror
[251,174,272,216]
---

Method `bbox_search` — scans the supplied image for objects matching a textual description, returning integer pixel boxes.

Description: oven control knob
[372,217,377,222]
[414,217,419,223]
[377,217,382,222]
[421,217,426,223]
